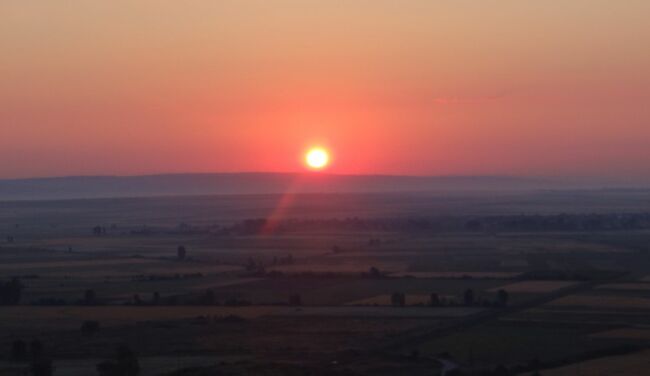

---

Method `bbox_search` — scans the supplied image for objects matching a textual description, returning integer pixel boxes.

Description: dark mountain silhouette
[0,172,581,201]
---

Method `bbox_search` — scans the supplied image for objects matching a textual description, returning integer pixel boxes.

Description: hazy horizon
[1,172,649,202]
[3,170,650,187]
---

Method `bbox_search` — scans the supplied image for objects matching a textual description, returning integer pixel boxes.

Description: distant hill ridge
[0,172,581,201]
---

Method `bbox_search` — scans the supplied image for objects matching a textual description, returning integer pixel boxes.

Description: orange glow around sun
[305,147,330,170]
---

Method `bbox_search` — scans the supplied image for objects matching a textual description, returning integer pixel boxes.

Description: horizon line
[0,171,545,182]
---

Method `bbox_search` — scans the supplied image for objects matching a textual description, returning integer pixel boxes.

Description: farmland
[521,349,650,376]
[487,281,579,294]
[2,191,650,375]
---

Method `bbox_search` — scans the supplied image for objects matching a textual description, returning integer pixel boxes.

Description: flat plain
[2,190,650,375]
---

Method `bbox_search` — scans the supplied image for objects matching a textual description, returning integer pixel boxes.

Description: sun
[305,147,330,170]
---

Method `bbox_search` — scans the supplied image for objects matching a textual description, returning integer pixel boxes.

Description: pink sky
[1,1,649,179]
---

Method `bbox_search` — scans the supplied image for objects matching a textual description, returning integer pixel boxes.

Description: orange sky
[1,1,649,179]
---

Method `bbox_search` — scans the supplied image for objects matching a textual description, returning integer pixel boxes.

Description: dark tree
[0,278,24,305]
[202,289,216,305]
[97,360,119,376]
[92,226,103,236]
[497,289,509,307]
[116,345,140,376]
[463,289,475,306]
[177,246,186,260]
[368,266,382,279]
[97,345,140,376]
[492,364,511,376]
[430,293,441,307]
[391,292,406,307]
[6,235,14,243]
[83,289,97,305]
[527,358,541,374]
[30,339,44,360]
[152,292,160,305]
[81,320,100,336]
[31,359,54,376]
[245,256,256,271]
[289,293,302,306]
[11,339,27,361]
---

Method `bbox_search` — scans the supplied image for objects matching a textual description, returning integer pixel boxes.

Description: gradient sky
[2,1,649,179]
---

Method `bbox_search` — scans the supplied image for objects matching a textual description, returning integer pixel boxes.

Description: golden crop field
[273,306,483,318]
[389,271,522,279]
[488,280,578,293]
[549,295,650,310]
[0,355,230,376]
[0,257,244,278]
[522,349,650,376]
[597,283,650,291]
[590,328,650,340]
[0,306,283,330]
[190,278,264,290]
[0,258,156,270]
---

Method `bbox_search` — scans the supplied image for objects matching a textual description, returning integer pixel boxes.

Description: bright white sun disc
[305,148,330,169]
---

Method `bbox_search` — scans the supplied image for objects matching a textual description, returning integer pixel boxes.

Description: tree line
[0,278,23,305]
[216,212,650,235]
